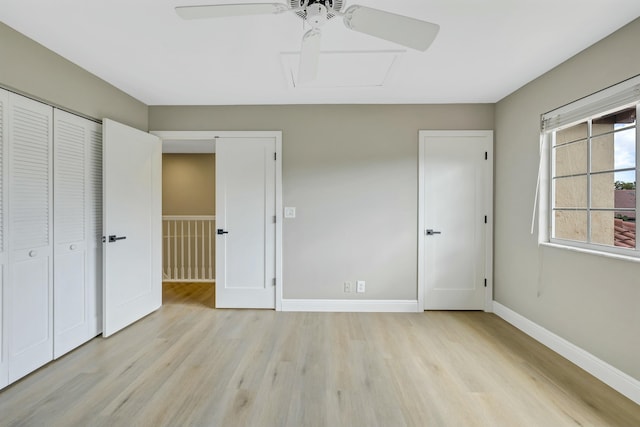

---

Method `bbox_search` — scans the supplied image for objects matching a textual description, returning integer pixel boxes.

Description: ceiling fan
[175,1,440,84]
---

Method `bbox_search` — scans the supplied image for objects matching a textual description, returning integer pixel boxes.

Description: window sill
[540,242,640,263]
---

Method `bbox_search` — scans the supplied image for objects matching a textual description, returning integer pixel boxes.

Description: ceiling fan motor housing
[290,0,343,22]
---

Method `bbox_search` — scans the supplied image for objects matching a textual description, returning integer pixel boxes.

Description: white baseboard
[281,299,419,313]
[493,301,640,405]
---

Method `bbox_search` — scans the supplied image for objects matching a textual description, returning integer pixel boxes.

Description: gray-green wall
[495,17,640,380]
[149,105,494,300]
[0,22,147,130]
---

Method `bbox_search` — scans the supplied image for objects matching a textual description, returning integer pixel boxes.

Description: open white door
[418,131,493,311]
[102,119,161,337]
[216,136,279,309]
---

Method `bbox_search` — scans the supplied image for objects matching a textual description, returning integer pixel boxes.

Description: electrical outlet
[344,281,352,293]
[356,280,365,293]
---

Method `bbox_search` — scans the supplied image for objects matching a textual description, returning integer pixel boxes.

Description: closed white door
[53,110,102,358]
[7,93,54,382]
[102,119,161,337]
[0,89,8,388]
[419,131,493,310]
[216,137,277,308]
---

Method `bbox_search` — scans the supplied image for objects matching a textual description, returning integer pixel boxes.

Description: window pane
[591,211,615,246]
[592,107,636,137]
[554,210,587,242]
[554,176,587,208]
[591,127,636,173]
[591,173,615,209]
[554,140,587,176]
[614,184,636,220]
[614,216,636,249]
[555,122,587,146]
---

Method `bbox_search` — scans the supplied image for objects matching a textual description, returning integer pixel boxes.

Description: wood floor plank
[0,283,638,426]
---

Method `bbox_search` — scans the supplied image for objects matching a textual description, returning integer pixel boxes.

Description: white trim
[151,130,283,311]
[493,301,640,405]
[541,74,640,131]
[418,130,494,312]
[417,138,425,311]
[539,242,640,263]
[162,215,216,221]
[281,299,419,313]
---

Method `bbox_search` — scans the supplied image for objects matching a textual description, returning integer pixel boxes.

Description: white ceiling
[2,0,640,106]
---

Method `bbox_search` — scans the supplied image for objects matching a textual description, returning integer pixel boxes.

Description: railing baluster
[208,219,213,280]
[201,220,205,280]
[194,220,199,280]
[173,220,178,279]
[166,220,171,279]
[180,221,185,280]
[187,221,192,280]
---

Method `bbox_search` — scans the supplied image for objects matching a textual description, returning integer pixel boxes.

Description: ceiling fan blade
[175,3,289,19]
[343,5,440,51]
[298,29,321,85]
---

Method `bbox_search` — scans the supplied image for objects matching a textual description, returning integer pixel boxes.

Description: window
[542,77,640,256]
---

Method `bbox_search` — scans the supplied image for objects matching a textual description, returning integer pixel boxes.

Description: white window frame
[539,76,640,258]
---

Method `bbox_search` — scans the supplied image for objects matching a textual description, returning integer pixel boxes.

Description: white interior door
[53,110,102,357]
[419,131,493,310]
[7,93,54,381]
[216,137,277,308]
[103,119,161,337]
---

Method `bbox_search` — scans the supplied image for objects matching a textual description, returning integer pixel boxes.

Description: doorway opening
[153,131,283,310]
[162,143,216,308]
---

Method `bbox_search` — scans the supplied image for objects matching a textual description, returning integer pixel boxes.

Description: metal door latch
[426,229,442,236]
[108,235,127,242]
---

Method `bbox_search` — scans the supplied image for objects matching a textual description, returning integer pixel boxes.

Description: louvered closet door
[0,89,9,389]
[7,94,53,382]
[86,121,103,336]
[53,110,102,358]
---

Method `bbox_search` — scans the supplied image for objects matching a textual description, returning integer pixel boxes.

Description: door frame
[418,130,494,312]
[151,130,283,311]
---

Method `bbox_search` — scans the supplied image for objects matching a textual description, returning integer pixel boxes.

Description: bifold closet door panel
[53,110,102,358]
[7,93,54,382]
[0,89,9,389]
[53,110,87,358]
[86,122,103,336]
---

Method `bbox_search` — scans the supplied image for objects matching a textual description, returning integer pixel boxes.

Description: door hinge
[273,278,276,287]
[484,278,487,288]
[484,151,488,160]
[484,215,488,224]
[273,215,276,224]
[274,152,277,161]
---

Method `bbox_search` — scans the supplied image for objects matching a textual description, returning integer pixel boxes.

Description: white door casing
[0,89,8,388]
[102,119,162,337]
[418,130,493,311]
[7,93,54,381]
[53,110,102,358]
[216,137,277,309]
[151,130,283,310]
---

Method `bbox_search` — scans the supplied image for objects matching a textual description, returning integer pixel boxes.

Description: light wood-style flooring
[0,282,638,426]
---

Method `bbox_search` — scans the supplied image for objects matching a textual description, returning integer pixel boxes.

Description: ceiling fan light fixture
[306,3,328,28]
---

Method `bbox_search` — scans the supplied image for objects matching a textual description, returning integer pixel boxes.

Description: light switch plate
[284,207,296,218]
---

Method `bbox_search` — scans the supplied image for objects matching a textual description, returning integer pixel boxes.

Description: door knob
[108,235,127,243]
[426,229,442,236]
[217,229,229,235]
